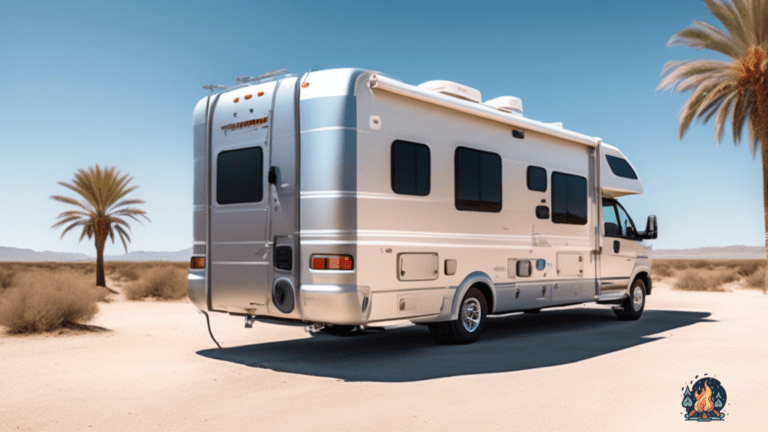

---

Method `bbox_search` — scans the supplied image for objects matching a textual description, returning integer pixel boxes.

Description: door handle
[613,240,620,254]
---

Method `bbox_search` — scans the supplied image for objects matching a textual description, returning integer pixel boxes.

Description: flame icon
[682,377,727,421]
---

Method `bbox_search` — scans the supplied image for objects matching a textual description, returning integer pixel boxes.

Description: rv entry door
[208,77,300,312]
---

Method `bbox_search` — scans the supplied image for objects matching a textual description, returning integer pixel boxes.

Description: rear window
[606,155,638,179]
[217,147,263,204]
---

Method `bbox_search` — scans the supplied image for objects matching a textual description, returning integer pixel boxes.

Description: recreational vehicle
[188,68,657,344]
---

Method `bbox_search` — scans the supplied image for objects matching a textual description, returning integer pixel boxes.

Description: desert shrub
[744,268,767,290]
[712,267,739,284]
[115,263,143,281]
[733,260,765,277]
[652,261,675,278]
[125,266,187,300]
[0,269,100,334]
[673,268,735,292]
[0,267,17,290]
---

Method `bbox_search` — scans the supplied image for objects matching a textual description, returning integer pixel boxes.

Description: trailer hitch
[245,314,258,329]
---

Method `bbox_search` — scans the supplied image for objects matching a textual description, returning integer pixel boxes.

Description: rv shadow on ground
[197,308,712,382]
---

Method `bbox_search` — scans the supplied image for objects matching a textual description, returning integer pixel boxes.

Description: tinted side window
[615,202,637,238]
[602,202,620,237]
[391,140,430,196]
[527,166,547,192]
[551,172,587,225]
[455,147,502,212]
[217,147,263,205]
[606,155,638,179]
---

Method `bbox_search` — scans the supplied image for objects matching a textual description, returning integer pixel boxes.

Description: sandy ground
[1,279,767,432]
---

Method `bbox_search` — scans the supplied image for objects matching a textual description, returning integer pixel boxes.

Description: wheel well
[634,272,651,296]
[470,282,495,313]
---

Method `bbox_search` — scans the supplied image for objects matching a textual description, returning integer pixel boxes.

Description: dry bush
[108,261,186,282]
[744,268,767,290]
[652,261,675,278]
[125,266,188,300]
[0,269,100,334]
[673,268,737,292]
[0,267,17,290]
[115,263,143,281]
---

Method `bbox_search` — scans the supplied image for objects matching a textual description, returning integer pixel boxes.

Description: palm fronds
[660,0,768,158]
[51,165,149,253]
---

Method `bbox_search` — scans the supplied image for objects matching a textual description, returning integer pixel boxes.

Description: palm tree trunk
[760,80,768,294]
[762,139,768,293]
[95,238,106,287]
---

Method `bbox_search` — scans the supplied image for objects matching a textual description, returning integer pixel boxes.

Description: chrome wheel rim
[461,298,481,332]
[632,286,643,311]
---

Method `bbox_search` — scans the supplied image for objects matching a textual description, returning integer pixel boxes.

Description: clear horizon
[1,0,764,255]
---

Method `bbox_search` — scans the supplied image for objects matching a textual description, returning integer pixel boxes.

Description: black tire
[428,287,487,344]
[320,325,361,337]
[523,308,541,314]
[613,278,645,321]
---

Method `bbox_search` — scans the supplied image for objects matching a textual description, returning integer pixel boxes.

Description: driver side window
[615,203,637,239]
[602,202,620,237]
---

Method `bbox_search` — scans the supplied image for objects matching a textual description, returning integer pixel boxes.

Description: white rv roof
[368,73,599,148]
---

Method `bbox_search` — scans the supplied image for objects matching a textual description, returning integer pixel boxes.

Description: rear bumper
[188,270,207,311]
[187,276,371,325]
[300,284,371,325]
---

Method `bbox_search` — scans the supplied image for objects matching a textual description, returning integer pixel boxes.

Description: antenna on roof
[237,68,291,84]
[203,84,227,93]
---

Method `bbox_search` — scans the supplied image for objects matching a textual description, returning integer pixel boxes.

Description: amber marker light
[258,91,265,97]
[301,82,310,88]
[233,97,240,103]
[190,257,205,269]
[244,94,252,100]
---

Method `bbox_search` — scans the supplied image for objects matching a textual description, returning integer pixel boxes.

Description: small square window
[527,166,547,192]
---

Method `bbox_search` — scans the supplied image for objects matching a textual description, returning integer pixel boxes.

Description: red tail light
[310,255,353,270]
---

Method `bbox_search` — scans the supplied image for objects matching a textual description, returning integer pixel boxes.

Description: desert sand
[1,279,766,431]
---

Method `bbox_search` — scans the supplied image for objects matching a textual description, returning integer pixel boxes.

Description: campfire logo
[681,376,727,421]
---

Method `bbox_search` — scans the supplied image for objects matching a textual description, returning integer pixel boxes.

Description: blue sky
[0,0,763,255]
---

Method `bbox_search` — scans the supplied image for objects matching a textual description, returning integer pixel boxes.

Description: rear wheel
[614,279,645,320]
[428,287,487,344]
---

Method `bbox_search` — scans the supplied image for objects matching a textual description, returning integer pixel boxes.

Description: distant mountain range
[654,245,765,260]
[1,245,764,262]
[0,246,193,262]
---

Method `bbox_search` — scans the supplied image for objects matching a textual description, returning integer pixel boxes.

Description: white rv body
[189,68,656,343]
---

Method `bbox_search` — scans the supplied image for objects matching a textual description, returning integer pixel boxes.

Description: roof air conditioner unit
[484,96,523,116]
[418,80,482,103]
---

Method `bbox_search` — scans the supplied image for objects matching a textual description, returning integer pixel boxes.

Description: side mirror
[642,215,657,239]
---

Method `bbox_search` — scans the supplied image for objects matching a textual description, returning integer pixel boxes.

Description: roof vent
[484,96,523,116]
[418,80,482,103]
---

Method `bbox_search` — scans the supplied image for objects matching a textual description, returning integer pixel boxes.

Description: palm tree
[51,165,150,287]
[659,0,768,290]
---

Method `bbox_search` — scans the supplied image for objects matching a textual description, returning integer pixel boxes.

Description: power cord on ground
[200,311,222,349]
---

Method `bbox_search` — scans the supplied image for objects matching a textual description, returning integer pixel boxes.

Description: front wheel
[613,279,645,320]
[428,287,487,344]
